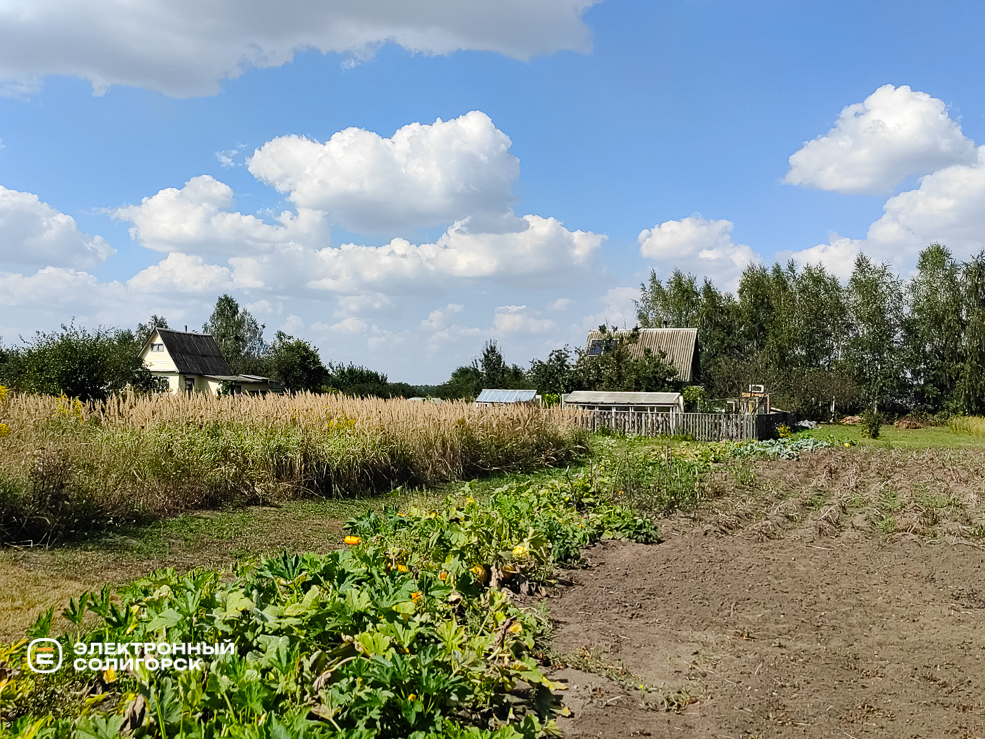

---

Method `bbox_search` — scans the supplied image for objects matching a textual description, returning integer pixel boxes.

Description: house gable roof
[151,328,233,376]
[584,328,697,382]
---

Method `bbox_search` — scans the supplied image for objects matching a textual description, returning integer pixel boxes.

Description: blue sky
[2,0,985,383]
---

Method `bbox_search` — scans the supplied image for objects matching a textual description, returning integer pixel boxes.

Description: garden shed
[561,391,684,413]
[475,389,540,406]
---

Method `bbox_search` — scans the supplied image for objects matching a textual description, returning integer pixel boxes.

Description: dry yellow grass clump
[0,390,588,545]
[950,416,985,437]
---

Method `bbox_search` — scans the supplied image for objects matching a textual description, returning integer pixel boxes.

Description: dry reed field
[0,391,588,545]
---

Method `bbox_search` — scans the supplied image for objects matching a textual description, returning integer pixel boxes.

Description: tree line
[0,296,439,400]
[5,243,977,418]
[634,243,985,419]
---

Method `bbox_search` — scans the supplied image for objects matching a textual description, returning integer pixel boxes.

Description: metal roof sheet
[564,391,683,405]
[204,375,269,383]
[155,328,233,376]
[476,389,538,403]
[584,328,697,381]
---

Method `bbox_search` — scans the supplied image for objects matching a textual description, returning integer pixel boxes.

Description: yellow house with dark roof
[140,328,269,395]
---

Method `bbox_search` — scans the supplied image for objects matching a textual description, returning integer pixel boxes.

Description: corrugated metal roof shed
[476,389,538,403]
[156,329,233,376]
[584,328,697,381]
[564,391,683,406]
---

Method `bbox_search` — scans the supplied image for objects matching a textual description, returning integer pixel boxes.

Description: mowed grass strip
[800,421,985,449]
[0,498,361,642]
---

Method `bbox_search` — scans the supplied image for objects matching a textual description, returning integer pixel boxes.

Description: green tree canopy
[1,323,165,400]
[202,295,267,373]
[135,314,170,346]
[843,254,906,411]
[570,326,681,393]
[270,332,327,393]
[906,244,965,411]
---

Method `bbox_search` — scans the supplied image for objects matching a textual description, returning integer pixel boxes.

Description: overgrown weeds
[588,438,706,517]
[950,416,985,437]
[0,391,588,546]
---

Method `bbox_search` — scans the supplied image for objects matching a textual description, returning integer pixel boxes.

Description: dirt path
[547,532,985,738]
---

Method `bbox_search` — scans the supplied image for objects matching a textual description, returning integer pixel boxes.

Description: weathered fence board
[570,409,792,441]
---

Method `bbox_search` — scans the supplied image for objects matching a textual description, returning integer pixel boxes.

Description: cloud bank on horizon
[0,111,606,373]
[0,0,599,97]
[4,85,985,371]
[1,0,984,384]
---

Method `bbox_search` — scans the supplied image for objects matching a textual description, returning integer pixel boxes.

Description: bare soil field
[546,449,985,738]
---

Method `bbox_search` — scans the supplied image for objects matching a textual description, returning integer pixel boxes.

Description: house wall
[140,330,179,373]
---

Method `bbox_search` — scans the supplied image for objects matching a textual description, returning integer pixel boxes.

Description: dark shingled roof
[156,329,233,376]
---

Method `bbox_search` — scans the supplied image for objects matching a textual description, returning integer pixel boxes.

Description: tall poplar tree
[957,252,985,415]
[844,255,906,411]
[203,294,268,374]
[906,244,965,411]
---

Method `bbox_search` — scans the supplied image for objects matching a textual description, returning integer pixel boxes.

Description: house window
[151,343,165,352]
[185,377,195,393]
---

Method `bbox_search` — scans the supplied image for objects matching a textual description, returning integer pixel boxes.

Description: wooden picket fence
[571,409,792,441]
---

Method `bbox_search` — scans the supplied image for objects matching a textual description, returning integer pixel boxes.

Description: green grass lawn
[799,422,985,449]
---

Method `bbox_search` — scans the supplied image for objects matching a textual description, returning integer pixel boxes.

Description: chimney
[185,325,188,332]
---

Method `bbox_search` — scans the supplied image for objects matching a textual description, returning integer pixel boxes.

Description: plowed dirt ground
[545,450,985,738]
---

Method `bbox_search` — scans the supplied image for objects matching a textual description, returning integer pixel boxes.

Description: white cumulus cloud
[784,237,860,281]
[313,317,369,335]
[575,286,640,335]
[788,146,985,274]
[0,266,114,307]
[639,215,757,290]
[298,215,603,294]
[112,175,328,256]
[493,305,555,335]
[785,84,977,194]
[127,252,235,293]
[420,303,465,331]
[248,112,520,233]
[866,147,985,254]
[281,315,305,335]
[0,0,598,98]
[0,186,114,269]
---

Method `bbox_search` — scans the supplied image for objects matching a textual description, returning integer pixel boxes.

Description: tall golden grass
[950,416,985,436]
[0,391,588,545]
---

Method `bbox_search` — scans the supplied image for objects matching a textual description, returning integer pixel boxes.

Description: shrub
[860,410,883,439]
